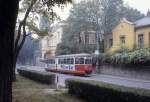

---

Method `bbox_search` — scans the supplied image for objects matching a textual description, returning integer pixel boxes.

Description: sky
[57,0,150,20]
[123,0,149,14]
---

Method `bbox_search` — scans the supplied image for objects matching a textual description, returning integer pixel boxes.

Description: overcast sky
[124,0,149,14]
[41,0,150,21]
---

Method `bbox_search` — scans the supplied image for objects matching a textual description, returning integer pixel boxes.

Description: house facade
[40,23,64,59]
[104,11,150,53]
[40,23,97,59]
[76,31,96,45]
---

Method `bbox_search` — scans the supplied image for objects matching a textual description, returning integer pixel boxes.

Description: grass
[13,75,85,102]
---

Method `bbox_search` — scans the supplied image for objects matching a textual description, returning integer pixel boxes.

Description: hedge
[17,68,56,84]
[66,79,150,102]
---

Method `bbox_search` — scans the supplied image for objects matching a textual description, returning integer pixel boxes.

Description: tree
[56,0,124,55]
[120,6,145,22]
[56,0,144,55]
[0,0,72,101]
[101,0,123,33]
[13,0,72,81]
[0,0,19,101]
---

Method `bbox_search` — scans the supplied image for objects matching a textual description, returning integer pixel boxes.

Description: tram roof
[56,53,92,58]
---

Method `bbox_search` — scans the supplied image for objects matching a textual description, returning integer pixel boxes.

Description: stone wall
[99,64,150,80]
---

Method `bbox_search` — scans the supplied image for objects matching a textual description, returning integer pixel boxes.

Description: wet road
[18,65,150,90]
[57,73,150,90]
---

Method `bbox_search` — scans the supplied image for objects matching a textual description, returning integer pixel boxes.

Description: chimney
[147,9,150,17]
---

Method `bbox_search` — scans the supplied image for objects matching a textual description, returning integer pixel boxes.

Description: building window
[61,5,64,12]
[109,39,113,48]
[138,34,144,48]
[46,37,49,47]
[120,36,125,45]
[85,34,89,44]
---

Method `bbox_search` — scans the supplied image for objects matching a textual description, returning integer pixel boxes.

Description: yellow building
[104,11,150,53]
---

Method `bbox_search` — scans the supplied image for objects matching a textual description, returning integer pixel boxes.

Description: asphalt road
[18,65,150,90]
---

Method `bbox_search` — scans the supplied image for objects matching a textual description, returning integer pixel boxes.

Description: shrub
[103,48,150,66]
[114,47,130,54]
[17,68,56,84]
[66,79,150,102]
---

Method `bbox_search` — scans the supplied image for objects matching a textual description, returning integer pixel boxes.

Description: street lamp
[94,31,100,73]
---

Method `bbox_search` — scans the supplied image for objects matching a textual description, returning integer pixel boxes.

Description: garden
[100,48,150,66]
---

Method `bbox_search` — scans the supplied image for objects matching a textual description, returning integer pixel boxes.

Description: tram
[42,53,93,75]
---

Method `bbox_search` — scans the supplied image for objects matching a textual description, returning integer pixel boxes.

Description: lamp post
[55,61,59,91]
[94,31,100,73]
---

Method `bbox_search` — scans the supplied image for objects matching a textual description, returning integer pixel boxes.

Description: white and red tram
[43,53,93,75]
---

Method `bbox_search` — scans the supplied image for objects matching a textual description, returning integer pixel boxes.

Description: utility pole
[55,62,59,91]
[94,30,100,73]
[94,5,100,73]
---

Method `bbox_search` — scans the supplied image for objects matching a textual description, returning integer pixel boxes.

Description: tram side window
[58,59,64,64]
[59,58,74,64]
[75,58,84,64]
[52,60,55,64]
[64,59,67,64]
[67,58,70,64]
[75,58,80,64]
[70,58,74,64]
[79,58,84,64]
[58,59,61,64]
[48,59,55,64]
[61,59,64,64]
[67,58,74,64]
[85,59,91,64]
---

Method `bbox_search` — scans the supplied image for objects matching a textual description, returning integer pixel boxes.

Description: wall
[135,26,150,48]
[104,33,112,52]
[40,26,63,58]
[99,64,150,80]
[48,27,63,56]
[112,21,135,51]
[80,31,96,45]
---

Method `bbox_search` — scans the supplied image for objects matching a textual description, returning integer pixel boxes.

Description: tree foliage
[120,6,145,22]
[13,0,72,81]
[56,0,144,55]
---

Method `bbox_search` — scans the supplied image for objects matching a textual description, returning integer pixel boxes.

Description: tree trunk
[0,0,19,101]
[12,57,17,81]
[13,22,27,81]
[13,0,36,81]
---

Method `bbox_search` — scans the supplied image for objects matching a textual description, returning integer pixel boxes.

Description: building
[40,23,64,58]
[39,21,97,58]
[75,31,96,45]
[104,11,150,53]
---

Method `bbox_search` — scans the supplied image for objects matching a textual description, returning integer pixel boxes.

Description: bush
[17,68,56,84]
[66,79,150,102]
[103,48,150,66]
